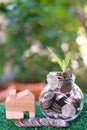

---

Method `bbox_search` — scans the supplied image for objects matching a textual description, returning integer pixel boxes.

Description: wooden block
[6,110,23,119]
[6,89,35,119]
[29,111,35,118]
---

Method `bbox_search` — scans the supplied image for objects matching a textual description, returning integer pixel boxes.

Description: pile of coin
[40,90,81,120]
[39,69,83,121]
[15,117,69,128]
[40,92,54,110]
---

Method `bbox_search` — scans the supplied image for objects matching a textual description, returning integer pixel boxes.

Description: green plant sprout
[47,47,71,72]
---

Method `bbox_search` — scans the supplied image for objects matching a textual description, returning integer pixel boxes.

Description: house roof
[6,89,35,103]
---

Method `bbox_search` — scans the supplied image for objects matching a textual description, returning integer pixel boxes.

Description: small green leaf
[62,60,66,72]
[47,47,71,72]
[47,47,63,68]
[65,52,71,68]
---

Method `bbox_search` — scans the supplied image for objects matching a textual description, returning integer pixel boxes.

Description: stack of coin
[40,92,55,110]
[15,117,69,128]
[50,93,66,114]
[15,118,41,127]
[55,93,67,106]
[40,92,68,119]
[65,98,80,108]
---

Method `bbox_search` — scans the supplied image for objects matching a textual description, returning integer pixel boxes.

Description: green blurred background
[0,0,87,93]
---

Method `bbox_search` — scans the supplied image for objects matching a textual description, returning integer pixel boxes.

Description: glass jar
[39,71,83,121]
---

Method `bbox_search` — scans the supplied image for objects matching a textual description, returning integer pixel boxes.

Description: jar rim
[48,71,75,82]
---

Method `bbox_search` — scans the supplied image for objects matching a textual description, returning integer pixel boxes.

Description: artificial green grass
[0,101,87,130]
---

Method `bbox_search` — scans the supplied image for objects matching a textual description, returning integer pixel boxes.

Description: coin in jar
[55,118,69,127]
[65,98,81,109]
[62,104,76,118]
[41,92,55,102]
[41,100,52,109]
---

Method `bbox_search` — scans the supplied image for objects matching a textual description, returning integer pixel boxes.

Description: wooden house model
[6,89,35,119]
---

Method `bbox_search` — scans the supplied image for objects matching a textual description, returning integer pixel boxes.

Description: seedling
[47,47,71,72]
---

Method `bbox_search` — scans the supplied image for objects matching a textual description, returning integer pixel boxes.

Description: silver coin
[65,98,80,108]
[45,112,54,117]
[55,94,65,101]
[62,104,76,118]
[54,96,67,107]
[42,92,55,101]
[52,102,61,109]
[53,113,59,118]
[45,110,58,118]
[48,118,69,127]
[52,103,61,110]
[24,119,32,126]
[55,119,69,127]
[41,101,52,109]
[21,119,29,127]
[30,118,41,127]
[39,118,49,126]
[15,120,27,127]
[44,108,54,112]
[24,118,35,127]
[60,83,72,93]
[41,100,52,105]
[48,118,55,126]
[51,106,61,112]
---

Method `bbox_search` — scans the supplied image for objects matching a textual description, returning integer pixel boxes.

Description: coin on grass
[39,118,49,126]
[62,104,76,118]
[55,119,69,127]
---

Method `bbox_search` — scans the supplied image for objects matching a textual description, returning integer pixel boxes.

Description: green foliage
[0,0,87,92]
[47,47,71,72]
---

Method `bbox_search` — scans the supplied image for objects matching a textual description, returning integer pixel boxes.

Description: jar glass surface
[39,72,83,121]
